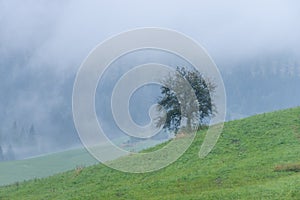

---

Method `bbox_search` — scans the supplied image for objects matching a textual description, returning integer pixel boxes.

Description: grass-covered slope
[0,148,97,186]
[1,107,300,199]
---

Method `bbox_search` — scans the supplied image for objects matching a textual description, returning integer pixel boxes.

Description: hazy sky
[1,0,300,71]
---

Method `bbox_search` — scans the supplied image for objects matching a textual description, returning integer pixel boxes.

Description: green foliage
[1,107,300,199]
[157,67,215,133]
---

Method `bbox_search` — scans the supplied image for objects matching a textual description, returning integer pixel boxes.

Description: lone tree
[156,67,216,134]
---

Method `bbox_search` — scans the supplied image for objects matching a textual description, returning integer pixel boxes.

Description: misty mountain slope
[1,107,300,199]
[2,49,300,161]
[222,52,300,120]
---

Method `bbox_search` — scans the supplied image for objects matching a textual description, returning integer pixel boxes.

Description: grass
[1,107,300,199]
[0,148,97,186]
[0,136,161,186]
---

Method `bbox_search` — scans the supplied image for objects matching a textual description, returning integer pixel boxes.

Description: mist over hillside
[1,49,299,160]
[222,52,300,120]
[0,0,300,159]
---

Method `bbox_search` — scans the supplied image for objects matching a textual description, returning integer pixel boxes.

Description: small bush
[74,166,84,176]
[274,163,300,172]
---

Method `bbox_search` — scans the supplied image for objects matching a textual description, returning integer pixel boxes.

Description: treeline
[0,121,37,161]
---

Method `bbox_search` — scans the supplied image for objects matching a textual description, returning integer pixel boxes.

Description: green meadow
[1,107,300,199]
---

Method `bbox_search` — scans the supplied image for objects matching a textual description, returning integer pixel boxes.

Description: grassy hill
[0,148,97,186]
[0,136,163,186]
[1,107,300,199]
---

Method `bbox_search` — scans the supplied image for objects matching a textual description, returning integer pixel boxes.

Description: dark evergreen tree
[28,124,37,146]
[11,121,20,145]
[20,126,26,146]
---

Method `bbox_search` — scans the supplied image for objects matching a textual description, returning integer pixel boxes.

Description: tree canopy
[156,67,215,134]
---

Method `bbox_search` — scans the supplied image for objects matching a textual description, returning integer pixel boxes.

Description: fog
[0,0,300,159]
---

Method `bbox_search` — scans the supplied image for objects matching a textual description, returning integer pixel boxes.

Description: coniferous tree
[20,126,26,146]
[11,121,20,146]
[28,124,37,146]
